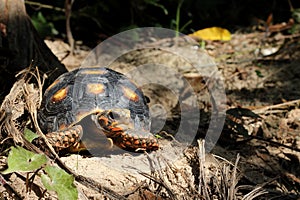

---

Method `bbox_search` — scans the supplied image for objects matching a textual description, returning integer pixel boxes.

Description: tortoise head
[92,108,159,152]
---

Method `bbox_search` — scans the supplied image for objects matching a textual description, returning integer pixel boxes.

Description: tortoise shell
[38,67,158,152]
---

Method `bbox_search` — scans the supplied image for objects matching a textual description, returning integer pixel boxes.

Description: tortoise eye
[144,95,150,104]
[108,111,120,120]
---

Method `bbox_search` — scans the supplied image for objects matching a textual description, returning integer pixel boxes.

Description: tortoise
[38,67,159,153]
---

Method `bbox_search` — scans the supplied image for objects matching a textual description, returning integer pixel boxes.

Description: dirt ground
[0,29,299,199]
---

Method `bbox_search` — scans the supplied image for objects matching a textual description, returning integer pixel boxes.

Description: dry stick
[25,1,65,12]
[11,170,46,198]
[240,177,278,200]
[253,99,300,114]
[0,174,23,200]
[153,156,177,199]
[133,153,177,199]
[197,140,210,199]
[287,0,294,11]
[65,0,75,55]
[251,99,300,152]
[139,171,174,198]
[247,135,300,152]
[228,154,240,200]
[22,68,62,163]
[74,175,127,200]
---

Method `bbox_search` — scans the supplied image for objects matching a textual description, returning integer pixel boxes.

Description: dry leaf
[189,27,231,41]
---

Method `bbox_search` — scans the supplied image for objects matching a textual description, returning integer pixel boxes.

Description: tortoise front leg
[45,125,83,151]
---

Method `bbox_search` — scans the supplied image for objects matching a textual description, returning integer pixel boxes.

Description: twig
[74,175,127,200]
[65,0,75,55]
[240,177,278,200]
[0,174,23,200]
[250,135,300,152]
[25,1,65,12]
[197,139,210,199]
[253,99,300,114]
[228,154,240,200]
[139,171,174,198]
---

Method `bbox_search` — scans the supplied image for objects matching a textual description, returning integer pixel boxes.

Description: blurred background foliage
[25,0,300,47]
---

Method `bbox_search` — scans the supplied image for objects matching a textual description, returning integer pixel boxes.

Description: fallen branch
[247,135,300,152]
[253,99,300,115]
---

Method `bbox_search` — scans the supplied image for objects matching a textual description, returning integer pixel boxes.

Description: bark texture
[0,0,67,101]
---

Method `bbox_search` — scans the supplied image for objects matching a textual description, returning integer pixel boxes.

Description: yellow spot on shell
[46,79,60,92]
[122,86,139,102]
[80,68,107,75]
[87,83,105,94]
[51,87,68,102]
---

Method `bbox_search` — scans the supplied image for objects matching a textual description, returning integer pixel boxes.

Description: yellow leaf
[189,27,231,41]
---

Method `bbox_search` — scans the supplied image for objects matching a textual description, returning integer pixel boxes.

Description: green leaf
[41,166,78,200]
[36,11,47,24]
[255,70,264,77]
[200,40,206,49]
[24,128,39,143]
[292,8,300,23]
[2,146,47,174]
[31,11,59,37]
[144,0,168,15]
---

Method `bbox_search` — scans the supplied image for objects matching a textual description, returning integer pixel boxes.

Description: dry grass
[137,140,273,200]
[0,67,43,145]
